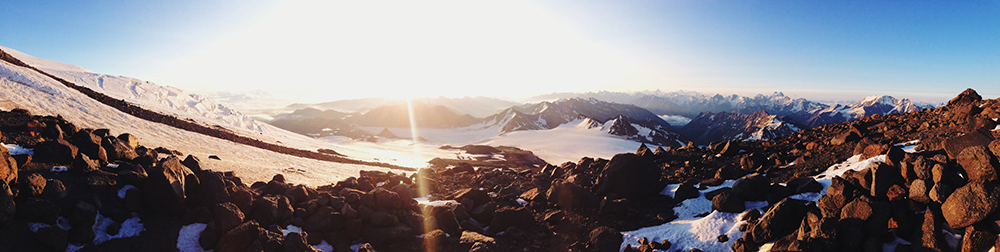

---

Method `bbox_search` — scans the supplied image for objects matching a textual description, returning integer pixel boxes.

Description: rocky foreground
[1,88,999,252]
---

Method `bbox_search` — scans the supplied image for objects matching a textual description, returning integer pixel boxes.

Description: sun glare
[156,0,660,102]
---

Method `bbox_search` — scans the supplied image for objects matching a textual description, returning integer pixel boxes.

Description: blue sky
[2,0,998,103]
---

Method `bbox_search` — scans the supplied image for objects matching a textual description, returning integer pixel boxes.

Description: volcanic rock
[594,153,663,199]
[733,173,770,201]
[941,182,1000,228]
[712,190,745,213]
[957,145,999,182]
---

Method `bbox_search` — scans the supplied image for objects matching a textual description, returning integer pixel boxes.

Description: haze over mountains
[266,89,933,146]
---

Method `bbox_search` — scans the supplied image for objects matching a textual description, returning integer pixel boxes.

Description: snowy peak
[858,95,897,107]
[573,114,686,147]
[0,45,93,73]
[679,110,803,144]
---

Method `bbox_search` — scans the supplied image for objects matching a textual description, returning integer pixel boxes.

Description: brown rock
[942,182,1000,229]
[213,202,245,234]
[589,226,623,252]
[0,144,16,186]
[962,224,996,252]
[712,190,746,213]
[948,88,983,106]
[841,197,873,221]
[21,173,46,197]
[957,145,1000,182]
[943,130,993,160]
[594,153,663,199]
[909,179,931,204]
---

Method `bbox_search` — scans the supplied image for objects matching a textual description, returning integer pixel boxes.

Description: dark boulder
[455,188,491,206]
[216,220,262,252]
[36,226,69,252]
[712,190,745,213]
[942,182,1000,228]
[144,156,198,216]
[213,202,245,234]
[303,206,345,232]
[197,171,231,207]
[182,155,204,173]
[594,153,664,199]
[947,88,982,106]
[746,198,809,244]
[21,198,60,224]
[733,173,770,201]
[34,139,78,164]
[546,180,599,209]
[913,209,948,252]
[117,133,139,149]
[786,177,823,195]
[673,182,700,201]
[370,188,401,210]
[101,137,138,161]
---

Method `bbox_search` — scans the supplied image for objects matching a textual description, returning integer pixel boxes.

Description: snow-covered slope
[0,45,93,73]
[0,46,400,186]
[679,110,803,144]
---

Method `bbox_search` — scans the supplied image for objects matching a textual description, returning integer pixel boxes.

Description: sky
[2,0,998,103]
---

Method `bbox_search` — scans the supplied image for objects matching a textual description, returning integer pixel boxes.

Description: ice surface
[2,143,33,155]
[117,185,137,199]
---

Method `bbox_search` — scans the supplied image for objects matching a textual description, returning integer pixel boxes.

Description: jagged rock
[370,188,401,210]
[741,152,770,171]
[21,173,46,197]
[594,153,663,199]
[424,229,449,252]
[957,145,999,182]
[546,180,599,209]
[861,144,888,160]
[35,139,78,164]
[520,188,544,202]
[733,173,770,201]
[746,198,809,244]
[371,210,399,227]
[715,166,749,180]
[913,209,947,252]
[942,182,1000,228]
[948,88,983,106]
[712,190,745,213]
[216,220,262,252]
[42,123,64,139]
[990,139,1000,158]
[429,205,461,234]
[252,195,293,227]
[470,202,496,225]
[102,136,138,161]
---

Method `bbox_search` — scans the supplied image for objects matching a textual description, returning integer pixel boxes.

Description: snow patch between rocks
[177,223,210,252]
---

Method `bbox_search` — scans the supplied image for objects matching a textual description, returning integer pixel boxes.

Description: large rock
[369,188,401,210]
[34,139,78,164]
[943,130,993,160]
[216,220,262,252]
[459,230,496,251]
[957,145,1000,182]
[733,173,770,201]
[213,202,245,234]
[870,162,905,199]
[21,198,60,224]
[941,182,1000,229]
[36,226,69,252]
[197,171,231,207]
[746,198,809,244]
[101,137,138,161]
[182,155,204,173]
[144,156,198,216]
[594,153,663,199]
[546,180,599,209]
[947,88,982,106]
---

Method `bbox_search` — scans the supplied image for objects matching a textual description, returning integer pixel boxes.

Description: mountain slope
[805,95,926,126]
[0,46,408,185]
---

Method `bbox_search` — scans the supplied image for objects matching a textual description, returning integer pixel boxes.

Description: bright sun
[159,0,659,102]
